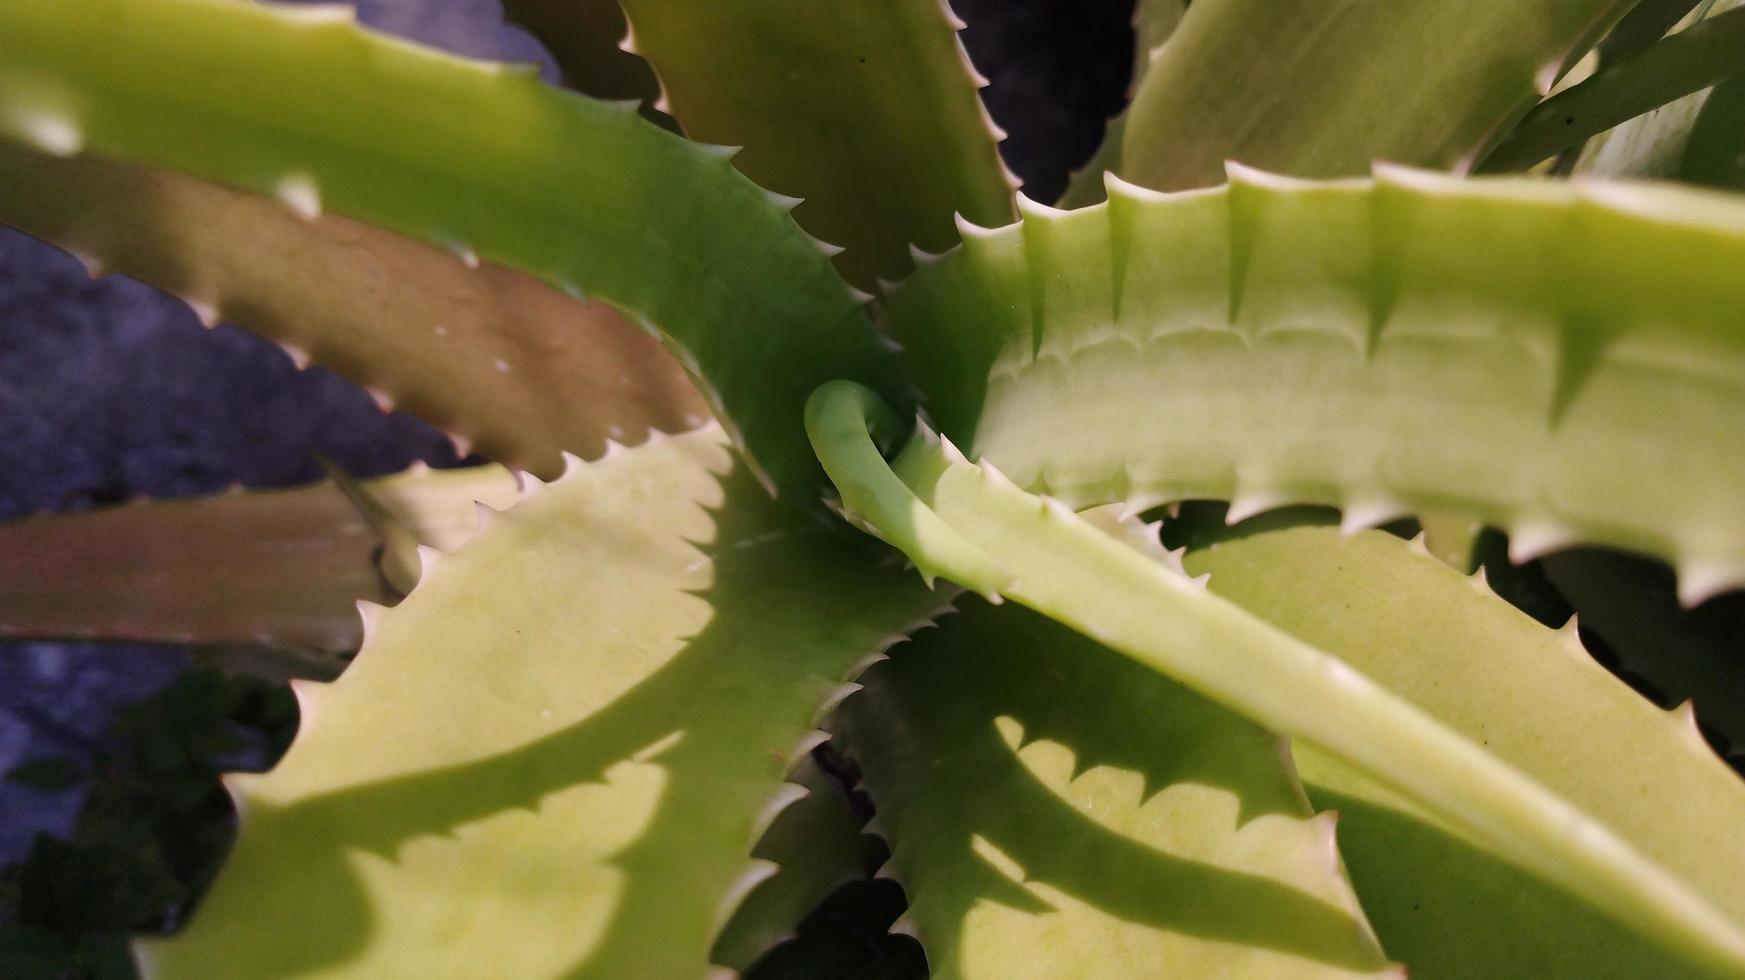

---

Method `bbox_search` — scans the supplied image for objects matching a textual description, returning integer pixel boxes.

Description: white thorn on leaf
[19,113,82,157]
[1117,492,1167,522]
[278,341,311,370]
[185,297,221,329]
[953,211,1001,240]
[1676,557,1745,608]
[978,458,1018,491]
[812,683,864,724]
[750,782,810,845]
[275,173,322,220]
[448,431,474,460]
[415,544,444,581]
[710,859,780,938]
[764,189,805,211]
[67,249,104,279]
[1104,171,1170,203]
[559,450,586,480]
[365,387,394,413]
[1339,497,1407,536]
[1225,489,1290,526]
[1507,518,1576,564]
[470,500,497,537]
[1669,699,1707,749]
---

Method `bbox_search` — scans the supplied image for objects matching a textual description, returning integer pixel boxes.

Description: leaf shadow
[155,464,935,978]
[848,599,1385,973]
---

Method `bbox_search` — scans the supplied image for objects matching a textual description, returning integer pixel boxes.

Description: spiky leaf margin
[840,597,1395,979]
[882,165,1745,600]
[0,0,905,502]
[141,427,948,977]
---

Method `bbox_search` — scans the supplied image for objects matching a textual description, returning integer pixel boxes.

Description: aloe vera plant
[3,0,1745,976]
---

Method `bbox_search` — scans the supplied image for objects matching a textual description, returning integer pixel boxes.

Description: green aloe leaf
[804,383,1745,976]
[1577,0,1745,190]
[1481,4,1745,172]
[838,598,1395,979]
[0,0,905,501]
[1114,0,1632,190]
[0,143,706,477]
[1598,0,1706,62]
[604,0,1016,287]
[881,165,1745,600]
[0,463,516,655]
[714,755,883,972]
[141,426,946,977]
[1179,522,1745,977]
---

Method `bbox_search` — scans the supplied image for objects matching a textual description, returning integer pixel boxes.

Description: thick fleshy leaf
[803,384,1745,976]
[141,427,946,977]
[0,0,906,502]
[1481,4,1745,171]
[839,598,1393,979]
[0,144,704,477]
[1180,523,1745,977]
[1113,0,1633,189]
[0,463,516,654]
[882,165,1745,600]
[713,756,883,972]
[605,0,1016,286]
[1577,0,1745,190]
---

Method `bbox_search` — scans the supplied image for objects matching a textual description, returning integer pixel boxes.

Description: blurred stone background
[0,0,1134,973]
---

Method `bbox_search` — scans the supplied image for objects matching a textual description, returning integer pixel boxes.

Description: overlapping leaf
[1181,523,1745,977]
[0,463,515,654]
[1112,0,1633,189]
[840,599,1394,979]
[0,0,905,501]
[1577,0,1745,189]
[1482,3,1745,171]
[805,383,1745,975]
[0,144,705,477]
[882,165,1745,599]
[140,427,946,977]
[603,0,1017,286]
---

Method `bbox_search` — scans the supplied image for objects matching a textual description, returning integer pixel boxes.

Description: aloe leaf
[0,463,516,654]
[605,0,1016,286]
[0,0,905,501]
[0,143,704,477]
[881,165,1745,600]
[1577,0,1745,190]
[497,0,661,106]
[837,598,1395,979]
[1113,0,1632,190]
[1179,523,1745,976]
[1599,0,1707,62]
[1481,4,1745,171]
[714,756,882,972]
[805,382,1745,976]
[141,426,946,977]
